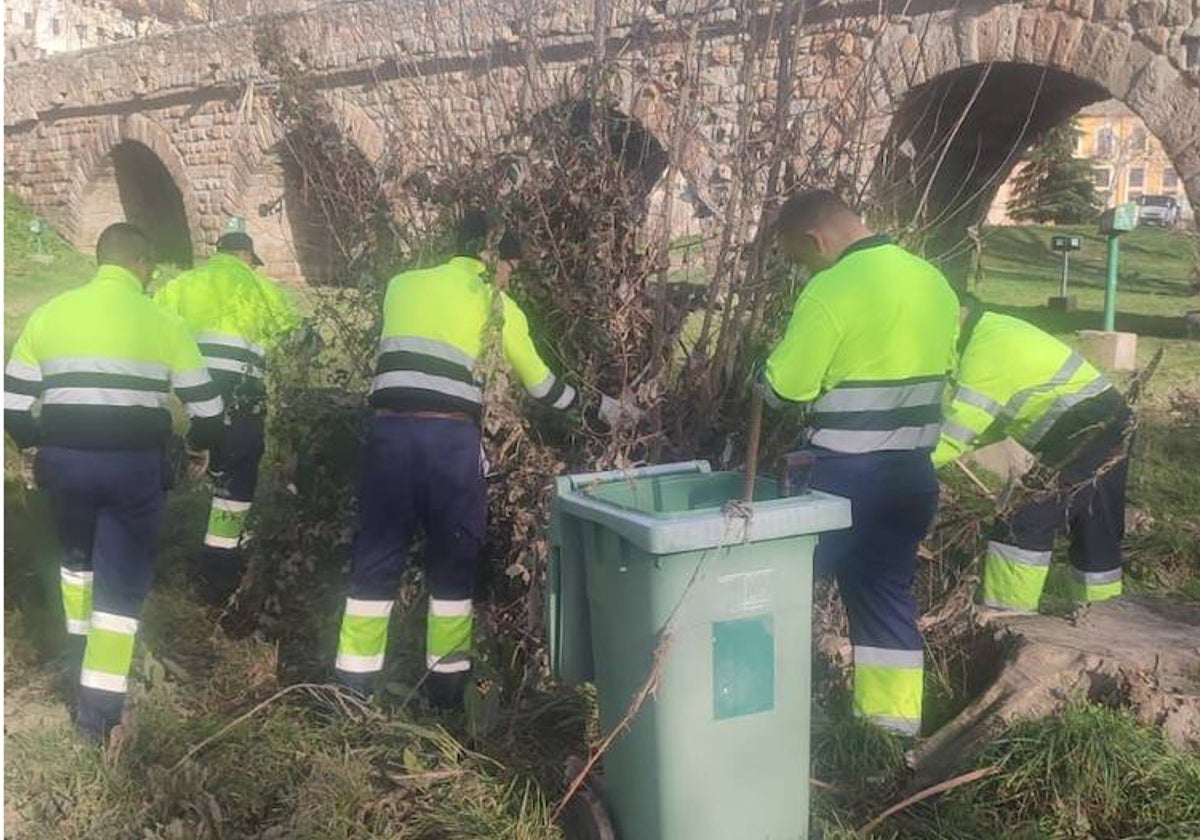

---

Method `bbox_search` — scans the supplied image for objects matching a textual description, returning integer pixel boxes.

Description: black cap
[216,232,263,267]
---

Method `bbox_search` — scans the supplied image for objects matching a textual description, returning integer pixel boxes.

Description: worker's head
[96,223,153,285]
[216,232,264,268]
[493,229,523,290]
[774,189,872,274]
[456,208,522,288]
[455,209,492,259]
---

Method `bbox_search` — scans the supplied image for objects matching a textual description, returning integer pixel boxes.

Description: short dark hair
[96,223,151,269]
[498,229,522,261]
[775,189,857,236]
[456,208,491,257]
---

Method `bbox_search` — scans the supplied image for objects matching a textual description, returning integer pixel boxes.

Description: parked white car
[1135,195,1181,228]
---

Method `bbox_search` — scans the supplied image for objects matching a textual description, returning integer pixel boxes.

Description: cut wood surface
[913,596,1200,786]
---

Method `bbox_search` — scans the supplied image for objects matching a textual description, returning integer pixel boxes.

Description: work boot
[75,689,125,745]
[334,670,376,703]
[422,671,469,710]
[192,546,244,608]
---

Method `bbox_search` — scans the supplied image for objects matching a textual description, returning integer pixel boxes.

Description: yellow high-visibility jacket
[370,256,576,423]
[154,253,300,399]
[763,235,960,453]
[932,311,1114,468]
[5,265,225,450]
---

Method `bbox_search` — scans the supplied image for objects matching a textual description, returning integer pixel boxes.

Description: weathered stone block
[1078,330,1139,371]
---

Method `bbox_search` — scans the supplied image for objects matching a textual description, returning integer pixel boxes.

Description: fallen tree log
[912,595,1200,786]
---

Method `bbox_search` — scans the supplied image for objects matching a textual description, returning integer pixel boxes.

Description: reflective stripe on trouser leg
[427,598,473,674]
[980,541,1052,612]
[60,567,94,636]
[853,646,923,735]
[335,598,394,675]
[204,497,251,550]
[1068,567,1122,604]
[80,611,139,694]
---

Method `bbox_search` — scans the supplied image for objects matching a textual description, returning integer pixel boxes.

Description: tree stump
[912,596,1200,786]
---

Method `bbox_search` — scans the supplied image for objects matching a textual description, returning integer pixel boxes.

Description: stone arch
[69,113,201,267]
[867,7,1200,282]
[217,96,392,285]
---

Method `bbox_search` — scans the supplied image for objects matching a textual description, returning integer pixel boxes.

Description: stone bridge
[5,0,1199,284]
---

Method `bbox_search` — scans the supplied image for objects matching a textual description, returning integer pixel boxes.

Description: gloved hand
[19,448,38,491]
[597,393,645,429]
[185,448,211,483]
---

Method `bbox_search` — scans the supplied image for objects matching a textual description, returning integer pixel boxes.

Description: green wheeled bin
[548,460,852,840]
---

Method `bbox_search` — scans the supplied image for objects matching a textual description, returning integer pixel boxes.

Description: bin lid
[555,464,851,555]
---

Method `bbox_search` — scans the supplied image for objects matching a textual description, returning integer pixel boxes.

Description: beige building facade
[988,100,1193,226]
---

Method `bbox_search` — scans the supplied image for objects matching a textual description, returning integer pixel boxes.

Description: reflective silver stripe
[5,392,36,410]
[42,387,168,409]
[90,611,138,635]
[813,380,943,412]
[427,654,471,673]
[429,598,472,617]
[61,568,94,586]
[204,534,239,549]
[212,498,252,513]
[345,598,394,618]
[41,357,169,379]
[866,714,921,736]
[527,373,556,399]
[1071,567,1121,585]
[196,332,266,358]
[204,356,264,378]
[981,600,1038,615]
[954,386,1004,417]
[1003,352,1086,419]
[5,360,42,382]
[171,369,212,389]
[335,653,385,673]
[941,421,977,445]
[988,540,1051,567]
[80,669,127,693]
[1022,379,1113,447]
[809,424,940,453]
[553,383,577,410]
[66,618,90,635]
[854,646,923,669]
[186,395,225,418]
[371,371,483,404]
[377,336,475,369]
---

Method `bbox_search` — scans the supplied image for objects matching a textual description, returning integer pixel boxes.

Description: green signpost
[1097,202,1137,332]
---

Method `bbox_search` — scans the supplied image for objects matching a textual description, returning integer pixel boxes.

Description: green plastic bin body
[549,462,852,840]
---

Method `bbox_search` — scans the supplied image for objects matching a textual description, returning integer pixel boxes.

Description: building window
[1164,169,1179,191]
[1131,127,1148,152]
[1094,168,1112,189]
[25,12,34,29]
[77,24,87,40]
[1129,167,1145,189]
[1096,126,1116,157]
[52,17,62,35]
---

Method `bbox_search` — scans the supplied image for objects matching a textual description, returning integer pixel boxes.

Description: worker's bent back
[765,236,960,453]
[370,256,577,422]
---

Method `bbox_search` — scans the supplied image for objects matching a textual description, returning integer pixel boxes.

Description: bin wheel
[559,757,616,840]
